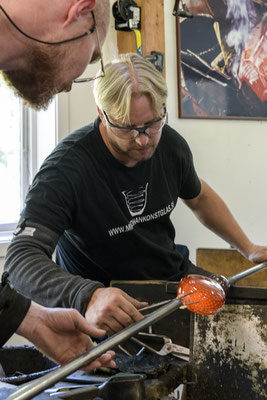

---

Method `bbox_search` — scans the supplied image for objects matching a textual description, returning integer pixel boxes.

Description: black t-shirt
[22,118,201,286]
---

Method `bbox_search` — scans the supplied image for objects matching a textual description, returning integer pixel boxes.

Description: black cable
[0,4,96,45]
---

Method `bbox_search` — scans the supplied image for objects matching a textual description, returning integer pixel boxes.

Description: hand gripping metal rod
[8,297,185,400]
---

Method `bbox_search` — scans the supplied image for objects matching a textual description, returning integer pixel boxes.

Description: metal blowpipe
[8,293,192,400]
[227,262,267,286]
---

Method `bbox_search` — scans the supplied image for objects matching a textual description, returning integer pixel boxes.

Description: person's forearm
[4,222,104,315]
[16,302,40,340]
[184,180,254,258]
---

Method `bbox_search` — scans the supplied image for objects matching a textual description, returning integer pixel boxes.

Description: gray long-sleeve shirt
[5,220,104,315]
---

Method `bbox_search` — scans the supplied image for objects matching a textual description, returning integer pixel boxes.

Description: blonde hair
[93,53,168,124]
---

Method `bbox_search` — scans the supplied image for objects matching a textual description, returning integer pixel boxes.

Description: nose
[135,132,150,146]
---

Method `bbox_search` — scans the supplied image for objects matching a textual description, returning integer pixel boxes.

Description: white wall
[57,3,119,140]
[58,0,267,263]
[163,0,267,262]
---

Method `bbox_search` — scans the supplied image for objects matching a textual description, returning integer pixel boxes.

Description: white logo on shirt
[122,183,149,217]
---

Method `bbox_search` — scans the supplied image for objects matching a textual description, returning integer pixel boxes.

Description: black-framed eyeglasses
[103,107,167,140]
[0,5,97,45]
[73,13,105,84]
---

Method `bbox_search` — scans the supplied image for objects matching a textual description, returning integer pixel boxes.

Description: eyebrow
[115,116,162,129]
[105,106,166,129]
[130,118,160,127]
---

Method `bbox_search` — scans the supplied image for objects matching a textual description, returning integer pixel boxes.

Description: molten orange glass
[177,275,226,315]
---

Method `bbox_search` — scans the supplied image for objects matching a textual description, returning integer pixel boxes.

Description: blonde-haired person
[5,54,267,335]
[94,53,167,125]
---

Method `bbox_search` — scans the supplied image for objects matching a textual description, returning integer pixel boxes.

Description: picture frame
[176,0,267,120]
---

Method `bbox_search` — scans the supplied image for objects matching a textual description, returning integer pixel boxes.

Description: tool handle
[57,385,99,399]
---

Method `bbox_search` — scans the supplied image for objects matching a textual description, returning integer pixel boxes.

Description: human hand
[244,244,267,265]
[85,287,148,335]
[17,303,116,370]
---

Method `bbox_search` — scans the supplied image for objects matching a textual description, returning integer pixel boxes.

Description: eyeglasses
[0,5,97,45]
[103,107,167,140]
[73,13,105,84]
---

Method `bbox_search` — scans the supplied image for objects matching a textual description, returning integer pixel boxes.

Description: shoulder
[42,121,97,168]
[160,124,192,156]
[57,122,96,153]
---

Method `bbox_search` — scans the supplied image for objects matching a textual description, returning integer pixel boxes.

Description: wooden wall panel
[196,248,267,287]
[140,0,165,56]
[116,0,165,58]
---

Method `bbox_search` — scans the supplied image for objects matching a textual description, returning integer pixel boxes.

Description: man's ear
[97,106,106,126]
[64,0,96,26]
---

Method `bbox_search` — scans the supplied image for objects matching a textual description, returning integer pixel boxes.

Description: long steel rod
[228,262,267,286]
[9,263,265,399]
[8,297,183,400]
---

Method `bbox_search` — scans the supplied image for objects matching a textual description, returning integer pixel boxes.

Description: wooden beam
[141,0,165,56]
[196,248,267,287]
[116,0,165,57]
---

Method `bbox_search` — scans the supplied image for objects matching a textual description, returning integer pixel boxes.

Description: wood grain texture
[196,248,267,287]
[116,0,165,72]
[140,0,165,56]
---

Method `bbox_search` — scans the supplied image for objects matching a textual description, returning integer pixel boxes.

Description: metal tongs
[132,332,190,361]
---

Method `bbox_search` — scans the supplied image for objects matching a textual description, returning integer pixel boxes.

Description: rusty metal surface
[4,283,265,399]
[0,345,188,400]
[188,304,267,400]
[113,353,177,377]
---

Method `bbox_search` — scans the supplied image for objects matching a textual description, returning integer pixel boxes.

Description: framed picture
[176,0,267,120]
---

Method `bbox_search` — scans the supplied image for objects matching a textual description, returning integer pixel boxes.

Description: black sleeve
[161,125,201,200]
[4,220,104,315]
[179,144,201,200]
[166,126,201,200]
[0,273,31,347]
[21,158,82,236]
